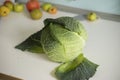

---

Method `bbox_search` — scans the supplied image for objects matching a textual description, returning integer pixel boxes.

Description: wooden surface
[0,73,22,80]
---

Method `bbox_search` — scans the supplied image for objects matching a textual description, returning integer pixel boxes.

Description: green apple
[14,3,24,13]
[30,9,42,20]
[42,3,52,11]
[87,12,97,21]
[4,1,14,11]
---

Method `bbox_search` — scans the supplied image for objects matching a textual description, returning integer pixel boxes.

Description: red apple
[26,0,40,12]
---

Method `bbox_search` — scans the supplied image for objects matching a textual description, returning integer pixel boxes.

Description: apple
[14,3,24,13]
[26,0,40,12]
[0,6,10,17]
[42,3,52,11]
[30,9,42,20]
[87,12,97,21]
[4,0,14,11]
[48,7,57,14]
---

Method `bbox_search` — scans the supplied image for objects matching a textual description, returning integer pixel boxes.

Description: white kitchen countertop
[0,9,120,80]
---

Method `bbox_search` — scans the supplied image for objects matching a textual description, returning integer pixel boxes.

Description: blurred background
[15,0,120,15]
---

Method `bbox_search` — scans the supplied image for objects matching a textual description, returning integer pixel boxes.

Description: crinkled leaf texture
[55,54,98,80]
[15,17,88,62]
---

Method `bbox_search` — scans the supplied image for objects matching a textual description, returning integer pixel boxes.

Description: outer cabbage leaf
[55,54,98,80]
[15,30,44,53]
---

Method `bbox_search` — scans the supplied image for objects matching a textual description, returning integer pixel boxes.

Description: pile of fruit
[0,0,58,20]
[0,0,24,17]
[26,0,57,20]
[0,0,98,21]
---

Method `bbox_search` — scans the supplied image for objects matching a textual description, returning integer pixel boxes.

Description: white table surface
[0,9,120,80]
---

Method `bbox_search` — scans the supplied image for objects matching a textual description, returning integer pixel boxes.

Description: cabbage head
[15,17,88,62]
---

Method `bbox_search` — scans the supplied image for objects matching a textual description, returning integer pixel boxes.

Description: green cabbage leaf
[55,54,98,80]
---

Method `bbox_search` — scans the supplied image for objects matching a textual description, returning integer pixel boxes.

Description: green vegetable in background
[15,17,87,62]
[15,16,98,80]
